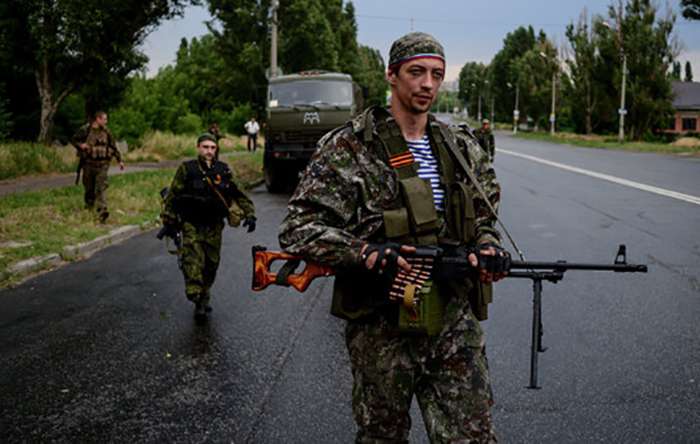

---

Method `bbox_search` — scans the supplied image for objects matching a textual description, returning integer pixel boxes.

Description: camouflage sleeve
[70,125,88,150]
[107,130,122,163]
[161,164,187,226]
[458,132,502,247]
[278,132,365,267]
[225,168,255,218]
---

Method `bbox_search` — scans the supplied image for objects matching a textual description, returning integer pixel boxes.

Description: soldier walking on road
[160,133,256,321]
[71,110,124,223]
[279,32,506,442]
[474,118,496,162]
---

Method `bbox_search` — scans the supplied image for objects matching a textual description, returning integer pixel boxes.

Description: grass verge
[0,132,265,180]
[0,141,77,180]
[514,131,700,155]
[124,131,264,163]
[0,151,263,286]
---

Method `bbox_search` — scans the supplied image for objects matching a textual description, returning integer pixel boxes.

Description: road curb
[61,225,142,260]
[1,176,260,287]
[7,253,63,276]
[2,225,148,286]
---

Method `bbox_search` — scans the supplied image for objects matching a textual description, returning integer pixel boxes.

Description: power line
[356,14,569,28]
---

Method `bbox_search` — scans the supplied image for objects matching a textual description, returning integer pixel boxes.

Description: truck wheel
[264,161,286,193]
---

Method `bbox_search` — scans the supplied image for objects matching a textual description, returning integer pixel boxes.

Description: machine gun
[251,244,647,388]
[156,187,182,269]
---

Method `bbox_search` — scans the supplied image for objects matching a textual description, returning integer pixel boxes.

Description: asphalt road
[1,128,699,443]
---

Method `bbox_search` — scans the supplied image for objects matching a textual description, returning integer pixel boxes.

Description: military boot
[194,301,207,322]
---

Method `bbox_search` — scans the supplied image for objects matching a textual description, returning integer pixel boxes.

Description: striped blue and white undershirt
[406,135,445,212]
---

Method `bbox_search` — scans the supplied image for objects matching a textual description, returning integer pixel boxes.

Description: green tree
[566,10,601,134]
[0,0,190,144]
[599,0,677,139]
[514,38,559,130]
[685,61,694,81]
[354,45,387,107]
[207,0,272,111]
[0,84,12,140]
[457,62,489,118]
[672,61,682,79]
[279,0,339,73]
[681,0,700,20]
[489,26,538,121]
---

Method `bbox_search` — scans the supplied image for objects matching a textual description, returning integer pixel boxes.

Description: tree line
[0,0,386,145]
[458,0,697,140]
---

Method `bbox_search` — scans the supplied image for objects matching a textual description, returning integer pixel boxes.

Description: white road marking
[498,149,700,206]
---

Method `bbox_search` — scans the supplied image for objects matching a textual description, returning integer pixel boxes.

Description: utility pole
[539,51,557,135]
[270,0,279,78]
[619,53,627,142]
[550,69,556,135]
[604,7,627,143]
[477,94,482,122]
[510,82,520,135]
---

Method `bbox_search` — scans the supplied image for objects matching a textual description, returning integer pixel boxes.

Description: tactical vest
[174,159,231,224]
[84,126,113,161]
[331,107,493,322]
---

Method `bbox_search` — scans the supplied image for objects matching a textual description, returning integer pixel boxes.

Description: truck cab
[264,71,362,192]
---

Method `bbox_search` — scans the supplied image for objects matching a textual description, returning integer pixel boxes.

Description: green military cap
[197,132,218,145]
[388,32,445,73]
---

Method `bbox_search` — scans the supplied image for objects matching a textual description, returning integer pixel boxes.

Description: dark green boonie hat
[197,132,218,145]
[388,32,445,73]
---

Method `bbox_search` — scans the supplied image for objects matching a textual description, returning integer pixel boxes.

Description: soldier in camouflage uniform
[161,133,256,321]
[279,32,505,443]
[71,110,124,223]
[474,119,496,162]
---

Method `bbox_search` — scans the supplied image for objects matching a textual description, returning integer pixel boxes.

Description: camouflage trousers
[180,221,223,303]
[82,161,110,217]
[345,306,496,444]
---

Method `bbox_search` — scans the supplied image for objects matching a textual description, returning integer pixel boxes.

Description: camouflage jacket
[474,128,495,160]
[279,108,501,268]
[161,157,255,226]
[71,123,122,162]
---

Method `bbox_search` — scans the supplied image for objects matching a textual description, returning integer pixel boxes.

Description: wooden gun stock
[252,246,335,292]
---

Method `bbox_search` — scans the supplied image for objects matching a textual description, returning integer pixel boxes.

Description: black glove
[157,223,179,240]
[360,242,402,276]
[475,243,511,274]
[242,216,257,233]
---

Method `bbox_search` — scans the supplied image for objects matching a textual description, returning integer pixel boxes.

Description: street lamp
[507,81,520,134]
[539,51,558,136]
[602,20,627,143]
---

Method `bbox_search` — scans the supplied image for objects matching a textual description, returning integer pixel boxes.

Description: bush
[224,104,254,136]
[0,141,76,180]
[175,112,203,134]
[110,107,150,147]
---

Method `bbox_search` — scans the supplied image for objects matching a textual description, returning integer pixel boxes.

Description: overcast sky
[141,0,700,82]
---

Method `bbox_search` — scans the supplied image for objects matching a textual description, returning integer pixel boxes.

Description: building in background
[669,81,700,134]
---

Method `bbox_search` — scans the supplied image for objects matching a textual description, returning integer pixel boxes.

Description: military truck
[264,71,363,192]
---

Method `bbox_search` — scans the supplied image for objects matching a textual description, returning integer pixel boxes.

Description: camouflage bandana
[388,32,445,73]
[197,133,218,146]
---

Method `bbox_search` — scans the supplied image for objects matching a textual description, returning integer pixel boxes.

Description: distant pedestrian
[474,118,496,162]
[244,117,260,152]
[207,122,224,143]
[160,133,256,322]
[70,110,124,223]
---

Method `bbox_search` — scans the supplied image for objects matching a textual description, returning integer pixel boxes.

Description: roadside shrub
[110,108,149,148]
[175,112,203,134]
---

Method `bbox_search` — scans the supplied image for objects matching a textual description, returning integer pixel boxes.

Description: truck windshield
[269,80,353,107]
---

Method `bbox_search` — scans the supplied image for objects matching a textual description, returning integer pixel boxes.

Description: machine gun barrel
[510,260,647,273]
